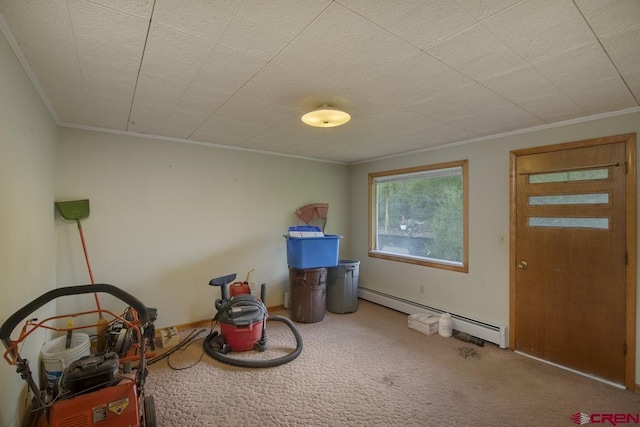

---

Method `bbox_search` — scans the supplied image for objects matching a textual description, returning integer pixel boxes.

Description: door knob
[517,261,528,269]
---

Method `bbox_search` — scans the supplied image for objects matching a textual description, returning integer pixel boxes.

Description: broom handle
[77,219,102,311]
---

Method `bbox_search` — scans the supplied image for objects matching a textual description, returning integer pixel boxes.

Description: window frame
[368,159,469,273]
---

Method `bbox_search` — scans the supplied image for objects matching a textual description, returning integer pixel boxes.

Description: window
[369,160,468,272]
[528,167,609,183]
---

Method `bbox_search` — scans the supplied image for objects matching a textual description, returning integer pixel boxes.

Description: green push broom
[55,199,109,352]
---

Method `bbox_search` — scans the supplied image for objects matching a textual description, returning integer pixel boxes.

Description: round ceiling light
[301,105,351,128]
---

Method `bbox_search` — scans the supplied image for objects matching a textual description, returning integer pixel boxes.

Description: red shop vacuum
[203,273,302,368]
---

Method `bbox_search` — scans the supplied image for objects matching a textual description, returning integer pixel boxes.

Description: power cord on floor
[166,333,207,371]
[148,326,210,370]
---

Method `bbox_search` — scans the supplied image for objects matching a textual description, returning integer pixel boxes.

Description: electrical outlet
[250,282,256,290]
[419,285,425,294]
[499,234,506,245]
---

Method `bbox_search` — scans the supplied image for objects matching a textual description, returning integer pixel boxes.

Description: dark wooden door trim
[509,133,637,390]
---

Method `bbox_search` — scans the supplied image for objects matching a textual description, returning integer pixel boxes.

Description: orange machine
[47,380,139,427]
[1,284,156,427]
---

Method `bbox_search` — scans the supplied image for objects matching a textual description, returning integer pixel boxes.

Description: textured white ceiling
[1,0,638,163]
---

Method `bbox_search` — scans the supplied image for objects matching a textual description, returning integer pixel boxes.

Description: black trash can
[289,267,326,323]
[326,260,359,314]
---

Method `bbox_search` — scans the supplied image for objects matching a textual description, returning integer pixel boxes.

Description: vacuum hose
[203,315,302,368]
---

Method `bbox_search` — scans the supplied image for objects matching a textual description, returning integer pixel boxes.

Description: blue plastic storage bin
[285,235,341,269]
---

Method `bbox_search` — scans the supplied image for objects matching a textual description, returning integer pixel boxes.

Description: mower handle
[0,284,150,342]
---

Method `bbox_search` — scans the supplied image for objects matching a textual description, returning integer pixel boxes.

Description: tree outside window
[369,160,468,272]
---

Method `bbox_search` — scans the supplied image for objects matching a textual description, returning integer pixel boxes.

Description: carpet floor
[146,300,640,426]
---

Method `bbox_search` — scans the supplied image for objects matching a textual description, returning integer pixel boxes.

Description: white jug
[438,313,453,337]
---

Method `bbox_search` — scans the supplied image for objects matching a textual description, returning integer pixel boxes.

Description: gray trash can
[326,259,359,314]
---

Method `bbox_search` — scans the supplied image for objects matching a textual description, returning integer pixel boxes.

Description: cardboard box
[408,312,439,336]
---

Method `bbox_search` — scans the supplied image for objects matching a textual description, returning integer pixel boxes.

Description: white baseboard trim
[358,286,509,348]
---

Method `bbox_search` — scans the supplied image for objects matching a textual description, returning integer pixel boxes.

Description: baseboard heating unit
[358,287,509,349]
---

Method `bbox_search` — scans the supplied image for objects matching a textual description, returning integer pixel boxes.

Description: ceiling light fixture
[301,104,351,128]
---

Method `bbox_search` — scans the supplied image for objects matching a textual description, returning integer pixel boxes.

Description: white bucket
[40,332,90,389]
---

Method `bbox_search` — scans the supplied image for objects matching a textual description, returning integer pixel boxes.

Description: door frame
[509,133,637,390]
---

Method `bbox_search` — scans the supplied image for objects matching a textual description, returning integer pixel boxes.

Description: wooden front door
[511,134,636,387]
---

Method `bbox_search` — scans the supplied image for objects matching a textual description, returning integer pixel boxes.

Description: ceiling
[1,0,639,164]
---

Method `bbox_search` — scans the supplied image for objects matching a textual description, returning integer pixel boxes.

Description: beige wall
[55,128,349,328]
[348,110,640,384]
[0,31,58,427]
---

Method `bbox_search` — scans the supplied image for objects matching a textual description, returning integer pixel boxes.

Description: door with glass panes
[513,136,632,385]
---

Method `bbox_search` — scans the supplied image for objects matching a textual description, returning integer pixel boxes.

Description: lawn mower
[203,273,303,368]
[0,284,156,427]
